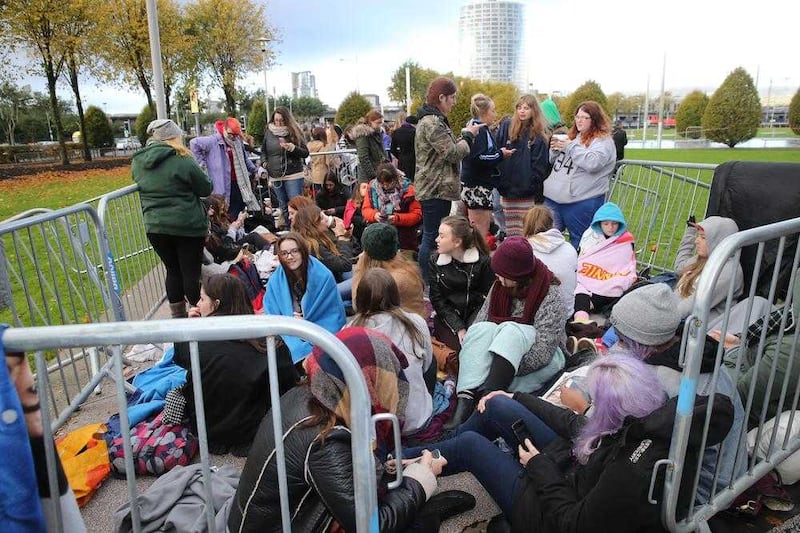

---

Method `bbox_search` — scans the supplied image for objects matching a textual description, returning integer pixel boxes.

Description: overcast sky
[12,0,799,114]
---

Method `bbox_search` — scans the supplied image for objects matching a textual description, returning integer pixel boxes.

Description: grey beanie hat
[147,119,183,141]
[610,283,682,346]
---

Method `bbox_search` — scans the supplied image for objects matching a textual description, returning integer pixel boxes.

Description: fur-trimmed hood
[350,123,381,140]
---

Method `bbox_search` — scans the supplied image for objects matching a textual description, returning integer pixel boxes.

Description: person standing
[415,76,479,283]
[133,119,212,317]
[189,117,262,219]
[351,109,388,184]
[260,106,310,229]
[544,101,617,249]
[612,120,628,162]
[391,114,418,181]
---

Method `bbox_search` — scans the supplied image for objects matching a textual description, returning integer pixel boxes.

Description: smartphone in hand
[511,419,533,448]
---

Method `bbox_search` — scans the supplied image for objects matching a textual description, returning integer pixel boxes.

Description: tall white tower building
[458,0,525,89]
[291,71,318,99]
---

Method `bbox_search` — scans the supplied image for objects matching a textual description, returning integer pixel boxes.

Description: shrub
[84,106,114,148]
[789,87,800,136]
[702,67,761,147]
[134,105,156,145]
[247,99,267,145]
[675,91,709,138]
[335,92,372,129]
[564,81,609,126]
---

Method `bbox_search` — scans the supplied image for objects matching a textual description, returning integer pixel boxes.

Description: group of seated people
[169,191,798,531]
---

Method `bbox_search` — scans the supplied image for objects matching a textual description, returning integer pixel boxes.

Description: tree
[335,92,371,129]
[447,78,518,131]
[247,99,267,144]
[293,96,326,121]
[0,81,31,145]
[675,90,709,138]
[564,81,609,126]
[702,67,761,147]
[186,0,276,115]
[789,87,800,136]
[387,61,440,109]
[84,106,113,148]
[134,105,156,145]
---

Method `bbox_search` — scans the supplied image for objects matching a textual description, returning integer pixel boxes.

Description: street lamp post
[257,37,272,123]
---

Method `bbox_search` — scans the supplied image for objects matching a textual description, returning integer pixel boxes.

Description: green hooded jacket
[132,142,212,237]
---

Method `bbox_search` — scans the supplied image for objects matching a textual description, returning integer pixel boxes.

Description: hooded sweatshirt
[674,216,743,320]
[132,142,212,237]
[575,202,637,297]
[543,133,616,204]
[528,228,578,315]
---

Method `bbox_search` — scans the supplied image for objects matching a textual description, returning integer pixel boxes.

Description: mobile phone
[511,419,533,448]
[408,449,440,463]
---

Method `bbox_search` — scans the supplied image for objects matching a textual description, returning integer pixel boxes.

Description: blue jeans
[402,395,557,515]
[419,199,452,283]
[337,273,353,306]
[273,178,305,228]
[544,195,605,249]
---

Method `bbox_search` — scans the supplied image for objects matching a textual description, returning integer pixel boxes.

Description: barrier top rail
[662,215,800,531]
[95,184,140,225]
[2,315,379,533]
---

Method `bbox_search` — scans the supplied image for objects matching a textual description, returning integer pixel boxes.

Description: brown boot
[169,301,187,318]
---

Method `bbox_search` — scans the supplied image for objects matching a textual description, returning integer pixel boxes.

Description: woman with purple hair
[402,355,734,531]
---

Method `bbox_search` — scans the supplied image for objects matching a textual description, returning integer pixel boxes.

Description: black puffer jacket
[509,393,734,533]
[228,386,428,532]
[261,128,309,179]
[428,248,495,335]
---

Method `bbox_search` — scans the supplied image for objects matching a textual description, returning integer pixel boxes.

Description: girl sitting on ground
[351,223,426,319]
[316,170,348,218]
[362,162,422,253]
[428,215,495,352]
[263,233,345,363]
[343,182,369,253]
[572,201,637,323]
[445,236,567,429]
[347,268,434,435]
[174,274,296,455]
[523,205,578,316]
[203,194,275,263]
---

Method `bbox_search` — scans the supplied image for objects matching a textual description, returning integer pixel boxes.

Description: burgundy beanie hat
[426,77,458,106]
[491,236,536,281]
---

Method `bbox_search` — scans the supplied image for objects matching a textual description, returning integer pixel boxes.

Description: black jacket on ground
[173,339,295,452]
[391,123,417,181]
[428,250,495,335]
[508,393,734,533]
[228,386,428,532]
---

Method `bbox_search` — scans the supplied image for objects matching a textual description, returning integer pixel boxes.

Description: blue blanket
[263,256,345,363]
[128,346,187,426]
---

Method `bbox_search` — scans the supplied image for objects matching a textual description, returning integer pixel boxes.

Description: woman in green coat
[132,119,213,317]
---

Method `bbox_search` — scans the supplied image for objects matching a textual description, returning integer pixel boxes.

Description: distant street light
[257,37,272,122]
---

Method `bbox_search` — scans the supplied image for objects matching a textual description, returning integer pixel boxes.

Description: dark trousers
[147,233,206,305]
[419,199,452,283]
[574,293,619,316]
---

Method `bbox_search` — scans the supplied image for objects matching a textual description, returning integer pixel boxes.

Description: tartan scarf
[487,256,554,325]
[305,327,409,459]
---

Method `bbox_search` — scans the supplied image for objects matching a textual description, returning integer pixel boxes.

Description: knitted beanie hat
[147,119,183,141]
[610,284,682,346]
[491,236,536,281]
[361,223,399,261]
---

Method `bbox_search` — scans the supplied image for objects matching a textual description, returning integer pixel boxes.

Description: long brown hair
[676,257,708,298]
[440,215,490,255]
[206,194,230,230]
[202,274,263,349]
[522,205,554,237]
[271,106,304,144]
[351,252,422,302]
[350,268,425,356]
[570,101,611,147]
[291,205,340,258]
[509,94,548,144]
[276,233,310,295]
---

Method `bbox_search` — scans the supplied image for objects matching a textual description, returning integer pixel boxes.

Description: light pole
[257,37,272,123]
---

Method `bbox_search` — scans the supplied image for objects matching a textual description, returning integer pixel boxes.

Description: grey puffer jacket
[473,282,567,374]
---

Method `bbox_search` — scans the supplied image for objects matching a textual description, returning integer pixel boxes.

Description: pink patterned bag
[108,411,198,476]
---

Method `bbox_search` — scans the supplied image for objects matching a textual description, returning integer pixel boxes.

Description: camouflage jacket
[413,105,471,202]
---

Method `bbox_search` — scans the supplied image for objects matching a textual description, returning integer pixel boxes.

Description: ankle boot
[482,355,515,392]
[444,392,476,430]
[169,301,187,318]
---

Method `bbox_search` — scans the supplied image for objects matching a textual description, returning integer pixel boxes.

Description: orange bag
[56,423,110,507]
[431,338,458,377]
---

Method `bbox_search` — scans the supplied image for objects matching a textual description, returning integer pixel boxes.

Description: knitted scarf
[305,327,409,459]
[223,135,260,211]
[487,256,554,325]
[372,180,403,216]
[268,124,290,138]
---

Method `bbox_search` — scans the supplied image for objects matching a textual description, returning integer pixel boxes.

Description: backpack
[228,257,266,312]
[108,412,198,476]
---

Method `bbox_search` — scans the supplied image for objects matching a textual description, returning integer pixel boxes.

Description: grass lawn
[626,148,800,165]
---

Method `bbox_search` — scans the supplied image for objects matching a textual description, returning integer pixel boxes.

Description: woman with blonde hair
[461,93,514,243]
[545,100,616,248]
[495,94,551,237]
[133,119,212,317]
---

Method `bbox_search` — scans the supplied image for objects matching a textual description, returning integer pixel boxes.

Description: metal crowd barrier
[610,160,717,274]
[662,216,800,532]
[97,184,167,321]
[2,316,380,533]
[0,203,127,428]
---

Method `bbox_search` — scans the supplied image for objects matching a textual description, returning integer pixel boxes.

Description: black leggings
[574,293,619,316]
[147,233,206,305]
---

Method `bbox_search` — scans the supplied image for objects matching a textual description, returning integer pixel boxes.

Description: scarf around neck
[373,180,403,216]
[488,257,554,325]
[223,135,260,211]
[268,123,290,139]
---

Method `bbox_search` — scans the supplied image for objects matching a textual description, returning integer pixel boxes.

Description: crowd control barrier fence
[2,315,380,533]
[609,160,717,275]
[661,216,800,532]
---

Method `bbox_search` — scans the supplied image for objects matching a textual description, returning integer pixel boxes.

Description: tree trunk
[223,82,236,116]
[44,57,69,166]
[67,54,91,162]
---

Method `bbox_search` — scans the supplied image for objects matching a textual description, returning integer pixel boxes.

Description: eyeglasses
[279,248,300,258]
[575,115,592,121]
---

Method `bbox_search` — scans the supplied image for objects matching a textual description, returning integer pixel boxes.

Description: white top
[528,228,578,316]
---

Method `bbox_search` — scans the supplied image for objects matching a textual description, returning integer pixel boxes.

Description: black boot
[443,391,476,431]
[482,355,515,393]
